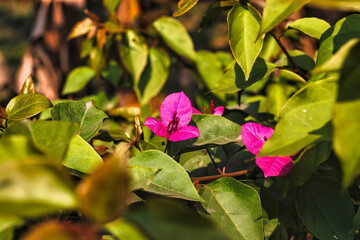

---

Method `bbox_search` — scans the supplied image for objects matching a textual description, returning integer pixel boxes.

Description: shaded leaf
[259,79,337,157]
[0,215,23,237]
[104,0,122,13]
[128,150,203,201]
[333,41,360,188]
[20,74,35,94]
[5,120,79,161]
[119,29,148,84]
[259,0,309,36]
[196,51,223,92]
[199,177,263,240]
[0,159,77,217]
[62,67,95,95]
[126,200,231,240]
[6,94,52,121]
[138,47,170,104]
[200,0,235,29]
[63,135,103,174]
[51,101,108,141]
[101,61,123,87]
[153,16,196,61]
[278,142,332,195]
[128,166,161,191]
[295,176,354,240]
[288,17,330,39]
[213,59,277,93]
[228,3,264,80]
[173,0,199,17]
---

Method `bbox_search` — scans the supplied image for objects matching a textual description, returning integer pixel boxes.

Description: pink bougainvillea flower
[192,100,224,116]
[144,92,199,142]
[241,122,293,178]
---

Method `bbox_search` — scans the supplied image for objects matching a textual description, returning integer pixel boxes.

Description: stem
[206,148,223,175]
[164,140,169,153]
[191,169,253,182]
[270,31,309,81]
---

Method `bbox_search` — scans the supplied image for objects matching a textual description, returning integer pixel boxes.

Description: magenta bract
[144,92,199,142]
[242,122,293,177]
[192,100,224,116]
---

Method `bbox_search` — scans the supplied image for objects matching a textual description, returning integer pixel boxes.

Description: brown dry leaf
[117,0,141,26]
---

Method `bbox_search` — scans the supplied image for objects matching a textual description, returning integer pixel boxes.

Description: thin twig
[191,169,253,182]
[270,31,309,81]
[206,148,223,175]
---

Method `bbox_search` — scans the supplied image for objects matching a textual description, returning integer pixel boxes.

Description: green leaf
[0,159,77,217]
[106,219,149,240]
[51,100,108,141]
[258,78,337,157]
[196,51,224,91]
[0,135,41,163]
[333,41,360,188]
[20,74,35,94]
[353,207,360,232]
[316,14,360,68]
[265,83,288,118]
[228,3,264,80]
[63,135,103,174]
[278,142,332,195]
[6,94,52,121]
[138,47,170,104]
[126,200,231,240]
[62,66,95,95]
[89,46,106,76]
[295,176,354,240]
[104,0,122,13]
[101,61,123,87]
[119,29,148,84]
[259,0,309,36]
[173,0,199,17]
[128,166,161,191]
[128,150,203,202]
[153,16,196,61]
[199,177,263,240]
[4,120,79,161]
[200,1,235,29]
[287,17,330,39]
[0,215,23,237]
[76,153,129,223]
[213,59,277,93]
[308,0,360,11]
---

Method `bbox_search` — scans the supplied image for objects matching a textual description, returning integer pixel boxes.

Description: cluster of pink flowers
[144,92,223,142]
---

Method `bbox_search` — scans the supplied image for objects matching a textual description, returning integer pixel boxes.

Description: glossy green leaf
[333,41,360,188]
[259,79,337,157]
[126,200,231,240]
[295,176,354,240]
[128,150,203,201]
[316,14,360,68]
[228,3,264,80]
[153,16,196,61]
[128,166,161,191]
[5,120,79,161]
[6,94,52,121]
[288,17,330,39]
[138,47,170,104]
[63,135,103,174]
[0,159,77,217]
[308,0,360,11]
[76,153,129,223]
[313,39,360,74]
[196,50,224,91]
[119,29,148,84]
[106,219,148,240]
[104,0,122,13]
[278,142,332,195]
[173,0,199,17]
[199,177,263,240]
[62,66,95,95]
[259,0,310,36]
[20,74,35,94]
[51,100,108,141]
[213,59,277,93]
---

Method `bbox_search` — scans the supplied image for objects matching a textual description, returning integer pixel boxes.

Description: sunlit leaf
[153,16,197,61]
[62,67,95,95]
[287,17,330,39]
[20,74,35,94]
[6,94,52,121]
[308,0,360,11]
[128,150,203,201]
[0,135,41,163]
[67,18,96,40]
[173,0,199,17]
[106,219,149,240]
[52,101,108,141]
[128,165,161,191]
[228,3,264,80]
[199,177,263,240]
[196,51,223,92]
